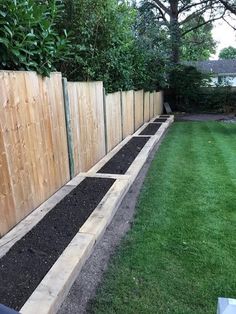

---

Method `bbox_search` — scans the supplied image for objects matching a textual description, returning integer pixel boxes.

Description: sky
[212,20,236,59]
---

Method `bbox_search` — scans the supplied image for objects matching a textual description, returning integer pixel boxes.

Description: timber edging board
[0,115,174,314]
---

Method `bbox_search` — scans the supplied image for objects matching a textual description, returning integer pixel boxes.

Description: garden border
[0,115,174,314]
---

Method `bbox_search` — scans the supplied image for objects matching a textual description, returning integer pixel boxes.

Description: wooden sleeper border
[20,178,130,314]
[0,115,174,314]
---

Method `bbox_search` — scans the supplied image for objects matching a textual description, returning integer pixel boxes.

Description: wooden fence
[0,71,70,236]
[121,90,134,138]
[0,70,163,237]
[105,92,122,152]
[64,80,106,176]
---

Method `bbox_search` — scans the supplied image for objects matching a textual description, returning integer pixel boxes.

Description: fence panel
[144,92,150,122]
[121,90,134,138]
[0,71,70,236]
[67,81,106,174]
[134,90,144,130]
[105,92,122,152]
[149,92,154,118]
[154,91,163,116]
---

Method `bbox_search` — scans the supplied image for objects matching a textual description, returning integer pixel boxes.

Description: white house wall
[210,76,236,87]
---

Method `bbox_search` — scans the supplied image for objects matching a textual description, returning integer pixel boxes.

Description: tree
[143,0,231,64]
[181,18,216,61]
[133,3,170,90]
[219,46,236,59]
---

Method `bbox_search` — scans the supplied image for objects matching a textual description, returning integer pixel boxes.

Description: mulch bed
[139,123,162,135]
[154,118,167,122]
[98,137,150,174]
[0,177,115,311]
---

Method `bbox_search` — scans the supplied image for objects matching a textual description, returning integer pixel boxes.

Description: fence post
[120,90,124,140]
[62,77,74,179]
[133,90,136,132]
[142,90,144,125]
[103,87,108,154]
[143,91,145,124]
[149,92,151,121]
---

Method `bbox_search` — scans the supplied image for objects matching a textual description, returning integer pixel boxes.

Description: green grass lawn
[88,121,236,314]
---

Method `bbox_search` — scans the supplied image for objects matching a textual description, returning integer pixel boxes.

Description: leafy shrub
[0,0,71,76]
[56,0,136,91]
[167,65,236,113]
[197,87,236,113]
[56,0,167,92]
[167,65,209,111]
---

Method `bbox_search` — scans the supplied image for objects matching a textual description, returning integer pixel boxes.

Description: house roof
[184,59,236,75]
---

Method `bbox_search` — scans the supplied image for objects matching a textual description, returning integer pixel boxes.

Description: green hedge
[0,0,71,76]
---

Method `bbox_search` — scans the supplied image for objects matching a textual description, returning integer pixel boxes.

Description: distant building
[184,59,236,86]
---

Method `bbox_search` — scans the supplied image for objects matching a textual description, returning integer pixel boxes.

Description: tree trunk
[169,0,180,65]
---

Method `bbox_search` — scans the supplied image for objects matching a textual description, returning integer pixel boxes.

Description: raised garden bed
[0,177,115,311]
[0,115,174,314]
[154,118,167,122]
[98,137,150,174]
[139,123,162,135]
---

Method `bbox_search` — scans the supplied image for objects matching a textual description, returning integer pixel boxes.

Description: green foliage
[132,4,169,90]
[169,65,236,113]
[181,18,216,61]
[0,0,71,75]
[55,0,169,91]
[196,87,236,113]
[168,65,210,111]
[56,0,136,91]
[219,46,236,60]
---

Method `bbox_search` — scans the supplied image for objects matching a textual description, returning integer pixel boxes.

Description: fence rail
[0,70,163,237]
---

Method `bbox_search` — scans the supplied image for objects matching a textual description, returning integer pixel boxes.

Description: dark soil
[159,115,170,118]
[175,113,235,122]
[154,118,167,122]
[139,123,162,135]
[0,177,115,311]
[98,137,150,175]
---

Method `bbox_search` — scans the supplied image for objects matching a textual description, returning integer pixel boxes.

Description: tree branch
[152,0,171,15]
[222,16,236,30]
[179,5,213,25]
[181,10,226,37]
[218,0,236,15]
[178,0,211,14]
[155,6,168,23]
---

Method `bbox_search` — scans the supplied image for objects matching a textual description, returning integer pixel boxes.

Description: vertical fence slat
[121,90,134,138]
[144,92,150,122]
[134,90,144,131]
[105,92,122,152]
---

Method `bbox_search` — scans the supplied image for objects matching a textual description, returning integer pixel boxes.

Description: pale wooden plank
[105,92,122,152]
[67,81,106,174]
[121,90,134,138]
[0,71,70,237]
[149,92,154,118]
[144,92,150,122]
[134,90,144,130]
